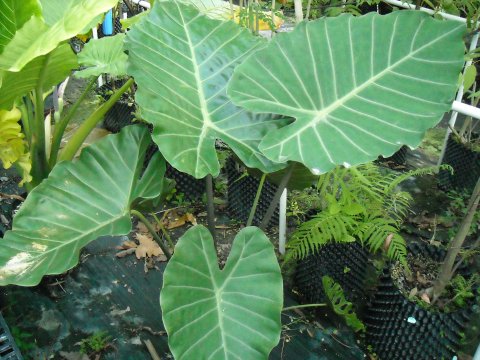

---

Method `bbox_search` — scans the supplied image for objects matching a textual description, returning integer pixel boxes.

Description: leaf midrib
[263,18,462,148]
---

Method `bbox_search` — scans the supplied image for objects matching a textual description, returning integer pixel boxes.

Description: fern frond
[287,211,357,260]
[384,165,450,194]
[322,276,365,332]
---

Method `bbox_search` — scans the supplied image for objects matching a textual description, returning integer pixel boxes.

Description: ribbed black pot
[365,242,475,360]
[294,242,370,306]
[225,157,278,227]
[380,145,409,166]
[143,144,205,202]
[439,134,480,192]
[0,312,23,359]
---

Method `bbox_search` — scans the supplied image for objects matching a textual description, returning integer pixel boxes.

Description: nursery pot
[379,145,409,166]
[439,134,480,192]
[294,241,370,306]
[0,311,23,359]
[365,242,476,360]
[225,157,279,227]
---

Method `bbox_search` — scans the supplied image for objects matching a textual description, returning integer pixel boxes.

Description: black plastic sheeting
[365,242,476,360]
[0,313,22,360]
[439,134,480,192]
[0,234,365,359]
[226,157,279,227]
[294,242,370,306]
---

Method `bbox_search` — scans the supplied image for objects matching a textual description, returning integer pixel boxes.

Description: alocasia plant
[0,1,466,358]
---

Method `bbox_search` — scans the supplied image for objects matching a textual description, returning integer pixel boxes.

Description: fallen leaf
[383,233,393,252]
[421,293,431,304]
[164,212,197,229]
[409,287,418,298]
[116,248,136,258]
[110,306,131,316]
[59,352,89,360]
[135,233,163,259]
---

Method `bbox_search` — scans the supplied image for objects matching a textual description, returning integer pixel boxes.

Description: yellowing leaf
[0,107,31,185]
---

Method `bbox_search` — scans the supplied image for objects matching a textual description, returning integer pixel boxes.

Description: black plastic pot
[379,145,409,166]
[365,242,476,360]
[225,157,278,227]
[439,134,480,192]
[294,242,370,306]
[0,312,22,360]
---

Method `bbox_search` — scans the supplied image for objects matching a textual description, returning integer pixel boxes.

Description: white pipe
[438,32,480,165]
[131,0,151,8]
[451,100,480,120]
[91,27,103,87]
[474,342,480,360]
[382,0,466,23]
[279,188,288,254]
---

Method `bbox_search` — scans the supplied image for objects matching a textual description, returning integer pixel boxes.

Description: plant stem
[432,176,480,302]
[49,77,97,168]
[205,174,217,247]
[259,164,294,230]
[247,173,266,227]
[152,212,175,250]
[282,303,326,312]
[131,209,172,260]
[58,78,134,162]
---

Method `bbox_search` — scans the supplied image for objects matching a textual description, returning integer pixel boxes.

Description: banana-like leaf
[161,225,282,359]
[0,107,31,185]
[75,34,128,79]
[0,0,41,53]
[125,1,287,179]
[0,125,165,286]
[228,11,465,174]
[0,43,78,110]
[0,0,118,72]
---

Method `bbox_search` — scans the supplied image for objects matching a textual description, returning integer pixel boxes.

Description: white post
[279,188,288,254]
[293,0,303,23]
[131,0,151,8]
[91,27,103,87]
[382,0,466,23]
[438,32,480,165]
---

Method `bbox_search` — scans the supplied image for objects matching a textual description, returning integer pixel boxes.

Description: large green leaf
[0,0,118,72]
[75,34,128,79]
[228,11,465,174]
[125,1,287,179]
[0,125,165,286]
[161,225,282,359]
[0,0,41,54]
[0,43,78,110]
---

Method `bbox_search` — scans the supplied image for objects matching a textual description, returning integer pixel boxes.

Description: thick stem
[259,164,294,231]
[247,173,266,227]
[58,78,134,162]
[131,209,172,260]
[49,77,97,168]
[282,303,326,312]
[30,90,49,187]
[205,174,217,247]
[432,176,480,302]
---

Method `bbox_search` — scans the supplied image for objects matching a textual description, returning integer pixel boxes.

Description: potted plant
[0,1,467,358]
[365,176,480,360]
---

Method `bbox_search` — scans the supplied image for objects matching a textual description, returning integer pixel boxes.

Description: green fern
[322,276,365,332]
[287,162,442,265]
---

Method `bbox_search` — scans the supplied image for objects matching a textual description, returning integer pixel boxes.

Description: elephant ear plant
[0,2,466,359]
[0,0,131,188]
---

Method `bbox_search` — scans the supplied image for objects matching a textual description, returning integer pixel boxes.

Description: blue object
[102,9,113,35]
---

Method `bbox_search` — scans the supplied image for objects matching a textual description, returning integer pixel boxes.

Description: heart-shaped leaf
[75,34,128,79]
[0,125,165,286]
[125,1,287,179]
[161,225,283,359]
[228,11,465,174]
